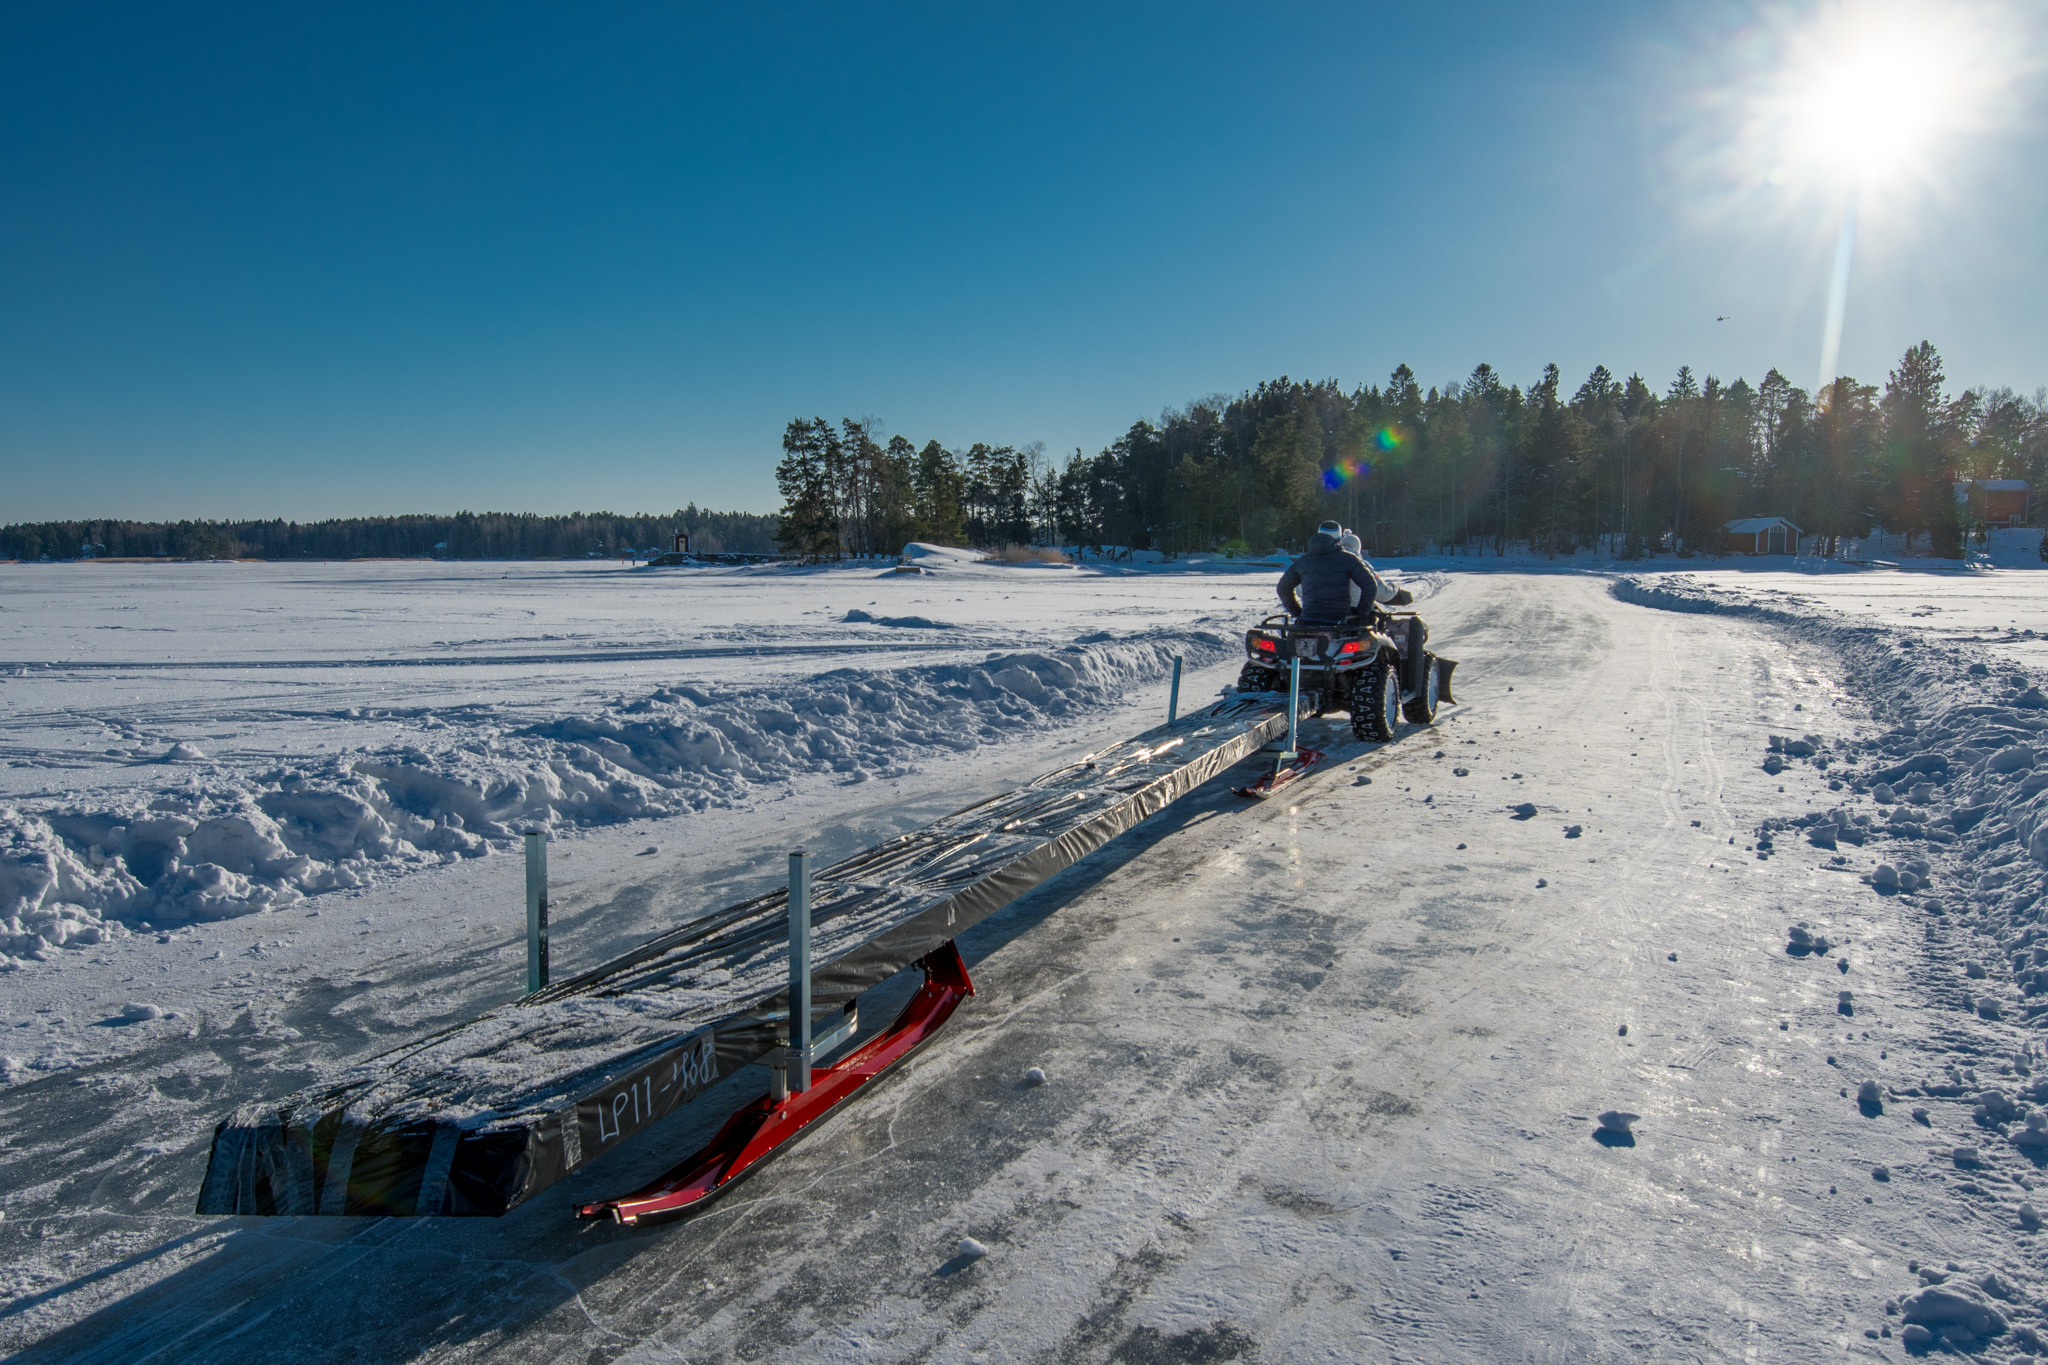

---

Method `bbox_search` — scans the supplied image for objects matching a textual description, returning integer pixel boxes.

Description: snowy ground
[0,551,1269,974]
[8,555,2048,1361]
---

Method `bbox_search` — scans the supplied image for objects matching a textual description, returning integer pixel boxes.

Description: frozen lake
[5,554,2048,1361]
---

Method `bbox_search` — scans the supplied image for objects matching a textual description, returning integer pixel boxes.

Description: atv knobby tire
[1402,651,1440,725]
[1352,658,1401,742]
[1237,662,1283,694]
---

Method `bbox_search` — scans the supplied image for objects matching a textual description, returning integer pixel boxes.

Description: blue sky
[3,1,2043,521]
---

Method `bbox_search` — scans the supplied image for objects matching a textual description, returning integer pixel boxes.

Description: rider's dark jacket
[1278,532,1381,623]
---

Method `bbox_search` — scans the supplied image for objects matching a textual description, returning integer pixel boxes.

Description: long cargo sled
[195,693,1301,1220]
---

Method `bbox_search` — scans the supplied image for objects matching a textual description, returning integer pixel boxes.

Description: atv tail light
[1252,638,1276,653]
[1337,641,1364,655]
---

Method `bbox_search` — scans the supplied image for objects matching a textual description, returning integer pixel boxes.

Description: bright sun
[1768,2,2001,188]
[1790,42,1942,173]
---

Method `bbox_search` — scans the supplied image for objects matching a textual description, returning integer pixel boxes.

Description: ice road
[5,562,2047,1363]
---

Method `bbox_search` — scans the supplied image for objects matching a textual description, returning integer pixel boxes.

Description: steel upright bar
[524,832,550,993]
[788,851,813,1094]
[1285,657,1301,760]
[1167,656,1183,724]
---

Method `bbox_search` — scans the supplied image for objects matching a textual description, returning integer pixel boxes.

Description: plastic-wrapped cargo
[195,695,1288,1218]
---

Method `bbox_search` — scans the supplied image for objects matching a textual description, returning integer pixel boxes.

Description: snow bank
[1615,573,2048,1014]
[0,628,1233,958]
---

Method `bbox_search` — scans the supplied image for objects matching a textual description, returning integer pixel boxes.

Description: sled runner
[578,943,973,1225]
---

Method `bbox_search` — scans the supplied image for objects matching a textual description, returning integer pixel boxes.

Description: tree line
[0,506,779,562]
[782,341,2046,561]
[13,342,2040,565]
[773,416,1046,558]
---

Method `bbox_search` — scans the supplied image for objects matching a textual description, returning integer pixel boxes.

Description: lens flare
[1321,456,1373,491]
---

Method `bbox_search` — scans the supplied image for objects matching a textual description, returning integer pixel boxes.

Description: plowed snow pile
[1620,568,2048,1347]
[0,557,1302,964]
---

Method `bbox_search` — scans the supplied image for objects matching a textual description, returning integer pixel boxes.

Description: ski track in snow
[17,557,2048,1362]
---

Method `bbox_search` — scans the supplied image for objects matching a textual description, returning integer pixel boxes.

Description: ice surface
[14,557,2048,1362]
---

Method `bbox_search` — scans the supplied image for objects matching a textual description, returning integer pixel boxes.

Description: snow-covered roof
[1723,517,1803,534]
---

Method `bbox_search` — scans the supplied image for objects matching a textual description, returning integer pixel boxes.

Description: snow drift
[0,629,1234,959]
[1615,573,2048,1009]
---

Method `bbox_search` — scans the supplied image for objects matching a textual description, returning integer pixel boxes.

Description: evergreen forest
[0,506,777,564]
[775,342,2047,561]
[8,341,2043,564]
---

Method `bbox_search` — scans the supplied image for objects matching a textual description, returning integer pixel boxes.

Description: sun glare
[1658,2,2041,394]
[1790,42,1941,174]
[1762,2,2012,191]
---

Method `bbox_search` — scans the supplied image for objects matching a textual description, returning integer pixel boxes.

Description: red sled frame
[577,941,975,1226]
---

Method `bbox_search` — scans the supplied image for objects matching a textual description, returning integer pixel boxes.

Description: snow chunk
[841,609,952,630]
[1989,745,2037,774]
[1898,1283,2005,1339]
[120,1002,164,1022]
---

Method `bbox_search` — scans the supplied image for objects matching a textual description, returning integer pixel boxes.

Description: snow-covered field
[0,550,1267,967]
[10,552,2048,1361]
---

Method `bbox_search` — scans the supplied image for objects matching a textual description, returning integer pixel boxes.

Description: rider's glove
[1389,588,1414,607]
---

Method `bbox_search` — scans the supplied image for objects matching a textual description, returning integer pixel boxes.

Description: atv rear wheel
[1351,659,1401,742]
[1237,662,1282,694]
[1402,651,1440,724]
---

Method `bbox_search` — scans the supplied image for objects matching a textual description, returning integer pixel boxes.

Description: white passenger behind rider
[1339,530,1406,617]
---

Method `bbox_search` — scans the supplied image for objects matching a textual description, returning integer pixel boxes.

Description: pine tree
[911,441,967,546]
[1881,342,1962,556]
[774,418,839,559]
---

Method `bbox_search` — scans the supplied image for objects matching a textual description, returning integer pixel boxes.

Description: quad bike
[1237,608,1458,742]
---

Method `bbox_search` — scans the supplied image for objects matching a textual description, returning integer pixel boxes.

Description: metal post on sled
[1280,656,1301,774]
[523,832,550,994]
[787,851,813,1096]
[1167,655,1183,724]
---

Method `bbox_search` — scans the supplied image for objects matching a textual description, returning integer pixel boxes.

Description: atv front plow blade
[1435,656,1458,706]
[577,943,975,1226]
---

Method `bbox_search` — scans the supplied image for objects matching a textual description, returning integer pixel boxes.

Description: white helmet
[1339,532,1362,556]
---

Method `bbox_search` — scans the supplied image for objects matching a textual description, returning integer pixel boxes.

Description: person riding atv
[1277,521,1412,622]
[1241,521,1452,741]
